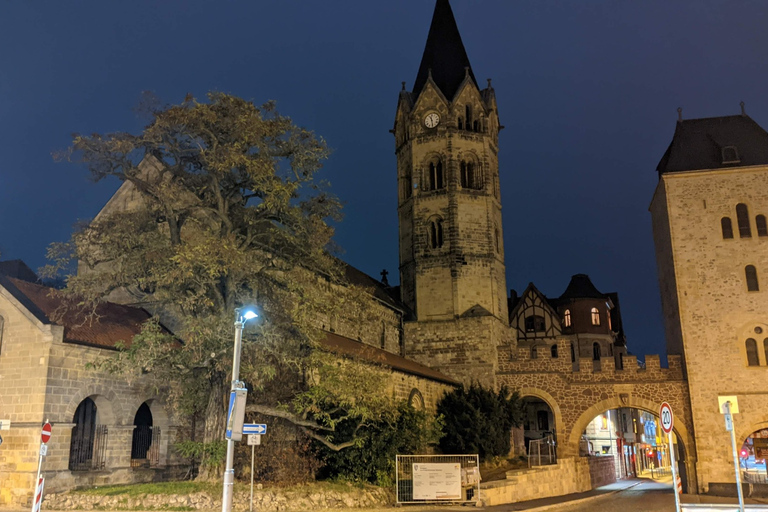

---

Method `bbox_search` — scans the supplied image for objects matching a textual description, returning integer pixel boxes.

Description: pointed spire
[412,0,477,100]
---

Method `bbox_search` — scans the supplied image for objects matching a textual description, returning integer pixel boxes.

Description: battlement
[498,341,684,381]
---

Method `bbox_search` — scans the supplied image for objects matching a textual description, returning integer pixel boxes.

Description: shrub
[316,402,443,486]
[436,384,523,462]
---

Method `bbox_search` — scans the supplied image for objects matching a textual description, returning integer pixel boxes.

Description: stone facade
[0,277,185,507]
[651,160,768,493]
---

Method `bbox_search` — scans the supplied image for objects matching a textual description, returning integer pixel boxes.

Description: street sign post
[32,420,51,512]
[660,402,681,512]
[721,400,745,512]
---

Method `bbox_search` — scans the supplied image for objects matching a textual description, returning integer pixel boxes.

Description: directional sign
[660,402,674,434]
[0,419,10,430]
[41,422,52,444]
[243,423,267,435]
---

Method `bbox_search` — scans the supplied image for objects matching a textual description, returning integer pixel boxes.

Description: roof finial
[380,269,389,286]
[464,66,470,78]
[677,107,683,122]
[740,101,746,116]
[427,67,433,79]
[487,78,492,88]
[401,81,406,91]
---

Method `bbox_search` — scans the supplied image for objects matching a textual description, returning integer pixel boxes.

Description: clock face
[424,112,440,128]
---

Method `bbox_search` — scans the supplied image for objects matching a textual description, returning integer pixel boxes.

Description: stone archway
[567,395,696,493]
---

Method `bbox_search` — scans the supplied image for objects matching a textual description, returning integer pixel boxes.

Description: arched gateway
[498,341,696,493]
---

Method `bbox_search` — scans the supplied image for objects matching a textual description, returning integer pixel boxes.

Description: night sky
[3,1,768,360]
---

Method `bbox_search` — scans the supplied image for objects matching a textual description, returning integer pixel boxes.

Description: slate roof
[412,0,477,101]
[319,331,458,386]
[3,277,154,350]
[341,262,407,313]
[558,274,609,301]
[657,114,768,175]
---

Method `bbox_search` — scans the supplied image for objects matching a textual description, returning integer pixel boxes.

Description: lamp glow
[242,310,258,321]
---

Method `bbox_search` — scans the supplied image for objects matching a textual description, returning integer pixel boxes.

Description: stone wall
[588,456,616,488]
[651,166,768,492]
[480,457,603,506]
[0,290,185,507]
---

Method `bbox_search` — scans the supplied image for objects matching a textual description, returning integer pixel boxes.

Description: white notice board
[412,463,462,500]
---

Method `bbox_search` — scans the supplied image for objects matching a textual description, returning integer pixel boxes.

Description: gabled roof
[3,277,154,350]
[341,262,408,313]
[657,114,768,175]
[558,274,609,301]
[0,259,39,283]
[320,331,458,386]
[412,0,477,101]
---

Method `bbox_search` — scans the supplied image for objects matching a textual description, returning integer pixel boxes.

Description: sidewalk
[484,478,643,511]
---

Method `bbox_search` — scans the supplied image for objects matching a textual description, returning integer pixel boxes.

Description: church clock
[424,112,440,128]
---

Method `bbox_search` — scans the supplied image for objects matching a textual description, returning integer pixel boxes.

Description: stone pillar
[107,425,135,470]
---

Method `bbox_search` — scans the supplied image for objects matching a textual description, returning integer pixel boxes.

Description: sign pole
[32,420,51,512]
[668,431,681,512]
[723,401,745,512]
[250,444,255,512]
[659,403,680,512]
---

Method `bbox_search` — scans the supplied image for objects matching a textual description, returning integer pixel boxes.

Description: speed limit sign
[660,402,674,434]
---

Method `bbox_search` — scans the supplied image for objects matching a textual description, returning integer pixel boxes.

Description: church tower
[394,0,510,385]
[394,0,507,323]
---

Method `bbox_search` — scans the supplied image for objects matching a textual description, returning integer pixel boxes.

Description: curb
[492,481,644,512]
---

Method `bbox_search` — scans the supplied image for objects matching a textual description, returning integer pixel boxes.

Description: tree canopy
[47,92,397,475]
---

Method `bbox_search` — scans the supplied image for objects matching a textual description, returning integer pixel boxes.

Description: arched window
[131,402,157,468]
[408,388,425,410]
[69,397,107,471]
[721,217,733,239]
[403,170,412,200]
[757,215,768,237]
[494,228,500,253]
[460,161,474,188]
[764,338,768,365]
[570,342,575,362]
[737,203,752,238]
[525,315,545,332]
[593,342,601,361]
[746,338,759,366]
[551,344,558,358]
[563,309,571,327]
[429,219,444,249]
[465,105,472,130]
[457,117,463,130]
[427,160,444,191]
[746,265,759,291]
[591,307,600,326]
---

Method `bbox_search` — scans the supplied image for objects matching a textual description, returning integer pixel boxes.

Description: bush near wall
[437,384,523,462]
[316,402,443,486]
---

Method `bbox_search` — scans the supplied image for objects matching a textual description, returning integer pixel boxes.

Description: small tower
[394,0,507,323]
[395,0,510,385]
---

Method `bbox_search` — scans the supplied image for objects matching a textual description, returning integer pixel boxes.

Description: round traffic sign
[660,402,674,434]
[41,422,52,444]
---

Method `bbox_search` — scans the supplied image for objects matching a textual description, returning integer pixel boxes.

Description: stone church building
[2,0,767,505]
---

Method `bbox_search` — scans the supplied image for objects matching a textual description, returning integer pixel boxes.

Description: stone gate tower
[394,0,510,385]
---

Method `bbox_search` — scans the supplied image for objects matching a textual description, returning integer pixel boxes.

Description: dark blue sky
[2,1,767,359]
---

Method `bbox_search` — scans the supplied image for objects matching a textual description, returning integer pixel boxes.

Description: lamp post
[222,307,258,512]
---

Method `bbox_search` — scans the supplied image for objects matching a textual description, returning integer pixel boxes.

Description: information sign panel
[412,463,461,501]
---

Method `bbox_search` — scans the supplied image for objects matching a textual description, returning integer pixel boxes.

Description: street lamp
[222,307,258,512]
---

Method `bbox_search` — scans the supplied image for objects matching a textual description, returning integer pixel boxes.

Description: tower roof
[412,0,478,101]
[558,274,609,301]
[657,113,768,175]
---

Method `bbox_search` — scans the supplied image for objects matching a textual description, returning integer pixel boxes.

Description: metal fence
[743,470,768,484]
[69,424,108,471]
[131,426,161,468]
[528,435,557,467]
[395,454,480,505]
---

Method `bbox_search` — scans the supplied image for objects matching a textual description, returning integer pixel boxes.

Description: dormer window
[722,146,741,164]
